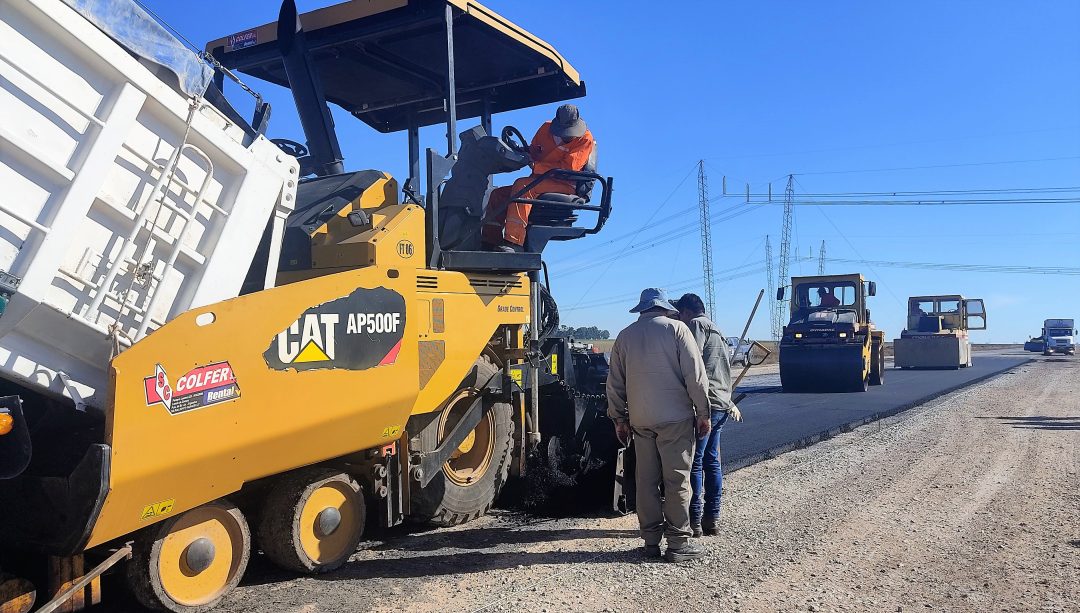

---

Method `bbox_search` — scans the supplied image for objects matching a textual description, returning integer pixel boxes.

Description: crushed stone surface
[105,357,1080,612]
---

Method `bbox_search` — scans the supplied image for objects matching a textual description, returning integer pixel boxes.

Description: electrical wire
[790,155,1080,176]
[566,164,698,308]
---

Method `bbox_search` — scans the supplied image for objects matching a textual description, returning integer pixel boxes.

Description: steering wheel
[271,138,309,159]
[500,126,529,155]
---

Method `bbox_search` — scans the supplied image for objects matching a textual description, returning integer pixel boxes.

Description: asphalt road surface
[725,353,1031,469]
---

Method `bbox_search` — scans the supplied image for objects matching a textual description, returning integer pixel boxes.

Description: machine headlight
[794,333,803,339]
[838,332,848,338]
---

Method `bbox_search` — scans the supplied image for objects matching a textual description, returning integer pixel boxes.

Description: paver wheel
[256,468,366,573]
[127,500,250,613]
[411,358,514,527]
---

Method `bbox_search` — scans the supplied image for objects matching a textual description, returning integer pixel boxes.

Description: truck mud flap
[0,444,110,556]
[0,396,31,479]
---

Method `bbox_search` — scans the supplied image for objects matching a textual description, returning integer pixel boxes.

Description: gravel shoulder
[213,356,1078,613]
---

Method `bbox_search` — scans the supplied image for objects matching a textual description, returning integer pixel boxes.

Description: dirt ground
[192,356,1077,612]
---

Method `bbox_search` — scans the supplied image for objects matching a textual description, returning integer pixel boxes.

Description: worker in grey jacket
[607,288,712,562]
[675,293,743,537]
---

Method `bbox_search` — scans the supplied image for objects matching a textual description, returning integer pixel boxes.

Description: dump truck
[0,1,616,611]
[893,295,986,369]
[1040,318,1076,356]
[776,274,885,392]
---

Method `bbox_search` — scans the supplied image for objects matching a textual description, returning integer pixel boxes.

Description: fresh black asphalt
[722,354,1031,470]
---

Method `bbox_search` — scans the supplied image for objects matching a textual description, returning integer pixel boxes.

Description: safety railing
[507,169,613,236]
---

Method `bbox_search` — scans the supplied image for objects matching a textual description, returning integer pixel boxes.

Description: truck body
[0,1,616,612]
[893,295,986,369]
[0,0,297,409]
[1040,318,1075,356]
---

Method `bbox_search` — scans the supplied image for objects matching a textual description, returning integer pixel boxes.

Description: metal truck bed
[0,0,298,409]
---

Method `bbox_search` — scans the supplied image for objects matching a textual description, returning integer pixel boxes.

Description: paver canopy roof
[208,0,586,133]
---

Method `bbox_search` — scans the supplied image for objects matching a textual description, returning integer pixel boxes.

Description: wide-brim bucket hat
[630,288,677,314]
[550,104,587,139]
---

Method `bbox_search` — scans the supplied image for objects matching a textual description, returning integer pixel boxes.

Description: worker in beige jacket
[607,288,712,562]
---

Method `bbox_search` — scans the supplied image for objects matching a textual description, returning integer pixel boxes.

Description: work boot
[701,516,720,536]
[664,540,705,563]
[691,524,703,538]
[643,544,662,559]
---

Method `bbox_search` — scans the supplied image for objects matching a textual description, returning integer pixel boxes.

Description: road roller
[894,295,987,369]
[776,274,885,393]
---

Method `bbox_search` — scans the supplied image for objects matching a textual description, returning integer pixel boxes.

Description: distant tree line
[558,325,610,340]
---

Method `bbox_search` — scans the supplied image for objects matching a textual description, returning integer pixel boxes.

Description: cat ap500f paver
[0,1,615,611]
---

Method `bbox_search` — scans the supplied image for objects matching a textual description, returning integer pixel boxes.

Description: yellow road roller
[777,274,885,392]
[894,295,987,369]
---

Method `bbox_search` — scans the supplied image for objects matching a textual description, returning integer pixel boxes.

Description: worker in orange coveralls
[482,104,595,252]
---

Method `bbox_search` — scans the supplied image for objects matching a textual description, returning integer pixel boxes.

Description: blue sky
[148,0,1080,342]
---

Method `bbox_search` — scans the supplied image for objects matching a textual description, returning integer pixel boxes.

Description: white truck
[1041,318,1076,356]
[0,0,298,413]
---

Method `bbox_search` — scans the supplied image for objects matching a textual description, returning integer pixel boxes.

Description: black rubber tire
[410,358,514,527]
[869,339,884,386]
[255,468,366,574]
[127,500,250,613]
[852,358,870,392]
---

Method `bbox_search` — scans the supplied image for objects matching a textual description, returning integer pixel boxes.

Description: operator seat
[522,145,599,253]
[439,126,530,252]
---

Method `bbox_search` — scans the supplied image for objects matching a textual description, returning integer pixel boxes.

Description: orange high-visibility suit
[482,121,595,247]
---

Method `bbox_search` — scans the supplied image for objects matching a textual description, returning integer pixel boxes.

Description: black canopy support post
[444,3,458,157]
[480,96,493,135]
[425,148,456,270]
[276,0,345,176]
[407,116,420,195]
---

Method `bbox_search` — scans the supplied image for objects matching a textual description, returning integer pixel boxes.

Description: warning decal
[141,498,176,520]
[145,362,240,415]
[264,287,407,372]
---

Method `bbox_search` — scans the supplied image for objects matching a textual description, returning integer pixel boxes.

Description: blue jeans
[690,410,728,524]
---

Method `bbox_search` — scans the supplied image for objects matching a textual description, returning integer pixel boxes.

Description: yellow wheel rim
[438,391,496,487]
[156,506,245,607]
[297,481,362,565]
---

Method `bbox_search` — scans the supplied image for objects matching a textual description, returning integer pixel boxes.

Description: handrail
[508,169,613,236]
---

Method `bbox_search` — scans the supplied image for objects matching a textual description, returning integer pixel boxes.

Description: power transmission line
[818,240,826,275]
[737,197,1080,207]
[822,257,1080,276]
[791,155,1080,176]
[558,203,761,278]
[709,185,1080,202]
[566,164,698,308]
[697,161,716,316]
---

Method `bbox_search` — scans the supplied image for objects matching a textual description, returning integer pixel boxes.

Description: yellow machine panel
[89,215,530,549]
